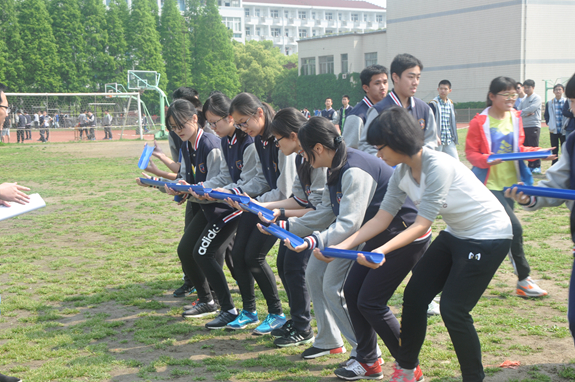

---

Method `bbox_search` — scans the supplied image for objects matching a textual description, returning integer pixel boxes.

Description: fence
[4,92,147,141]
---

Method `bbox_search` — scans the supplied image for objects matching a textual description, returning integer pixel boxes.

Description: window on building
[245,27,251,36]
[365,52,377,67]
[231,0,239,6]
[298,11,306,19]
[271,9,278,18]
[255,8,260,16]
[376,14,383,22]
[341,54,348,73]
[319,55,334,74]
[245,8,250,17]
[222,17,242,35]
[325,29,334,34]
[325,12,333,20]
[351,14,358,21]
[311,12,316,20]
[301,57,316,76]
[285,47,290,55]
[285,10,289,18]
[338,13,342,20]
[312,29,317,36]
[223,0,230,6]
[271,28,281,37]
[285,29,289,37]
[363,14,368,21]
[256,27,261,36]
[299,29,307,38]
[178,0,185,11]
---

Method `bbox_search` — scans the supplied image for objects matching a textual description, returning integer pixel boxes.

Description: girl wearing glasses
[254,107,327,347]
[160,99,246,322]
[222,93,296,335]
[465,76,552,298]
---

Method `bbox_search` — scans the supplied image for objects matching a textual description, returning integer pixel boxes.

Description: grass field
[0,128,574,382]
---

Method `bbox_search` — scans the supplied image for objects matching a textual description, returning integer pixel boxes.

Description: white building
[241,0,386,55]
[298,0,575,102]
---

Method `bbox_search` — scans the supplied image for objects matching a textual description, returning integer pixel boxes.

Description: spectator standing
[53,112,59,128]
[1,107,11,144]
[336,95,353,134]
[518,79,543,173]
[16,110,25,143]
[24,111,32,140]
[514,82,525,110]
[302,108,310,119]
[321,98,338,125]
[564,99,575,137]
[86,111,96,140]
[544,84,567,164]
[78,110,87,140]
[428,80,459,160]
[103,110,113,140]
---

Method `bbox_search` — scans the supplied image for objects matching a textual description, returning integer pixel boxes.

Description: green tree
[49,0,89,92]
[147,0,160,31]
[0,38,8,86]
[271,68,298,109]
[234,40,284,102]
[160,0,191,93]
[0,0,25,90]
[17,0,61,92]
[106,0,129,85]
[191,0,239,99]
[80,0,116,91]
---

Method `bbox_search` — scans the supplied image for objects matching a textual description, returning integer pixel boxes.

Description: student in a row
[255,107,327,347]
[220,93,297,334]
[269,117,388,362]
[336,106,512,382]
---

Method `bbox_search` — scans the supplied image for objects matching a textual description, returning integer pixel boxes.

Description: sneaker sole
[226,321,260,330]
[205,324,229,330]
[275,336,315,348]
[516,289,548,298]
[334,373,383,381]
[302,347,346,359]
[182,311,218,319]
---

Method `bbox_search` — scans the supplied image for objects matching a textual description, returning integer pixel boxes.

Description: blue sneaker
[253,313,287,335]
[225,310,259,330]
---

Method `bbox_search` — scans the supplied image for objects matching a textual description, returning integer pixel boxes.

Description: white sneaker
[427,296,440,316]
[517,277,548,297]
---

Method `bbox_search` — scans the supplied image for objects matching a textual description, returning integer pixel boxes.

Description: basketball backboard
[128,70,160,90]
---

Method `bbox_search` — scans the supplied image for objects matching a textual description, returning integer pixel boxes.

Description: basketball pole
[137,91,143,140]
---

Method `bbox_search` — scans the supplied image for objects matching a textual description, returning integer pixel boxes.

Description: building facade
[298,0,575,103]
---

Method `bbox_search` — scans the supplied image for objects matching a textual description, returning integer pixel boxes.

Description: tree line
[0,0,299,113]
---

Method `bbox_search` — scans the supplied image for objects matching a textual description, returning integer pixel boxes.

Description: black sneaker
[274,328,314,347]
[0,373,22,382]
[271,319,293,338]
[302,345,346,359]
[205,311,239,330]
[182,302,218,318]
[173,283,195,298]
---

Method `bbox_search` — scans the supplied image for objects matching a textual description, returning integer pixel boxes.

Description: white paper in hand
[0,193,46,221]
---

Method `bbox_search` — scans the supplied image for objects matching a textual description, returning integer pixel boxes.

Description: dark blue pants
[569,259,575,346]
[344,237,429,363]
[277,242,312,332]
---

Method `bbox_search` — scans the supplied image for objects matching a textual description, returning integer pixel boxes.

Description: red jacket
[465,107,539,185]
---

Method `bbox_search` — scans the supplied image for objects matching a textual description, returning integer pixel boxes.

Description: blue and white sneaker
[225,310,259,330]
[253,313,287,335]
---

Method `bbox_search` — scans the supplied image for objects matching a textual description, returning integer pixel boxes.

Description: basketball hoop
[138,89,145,95]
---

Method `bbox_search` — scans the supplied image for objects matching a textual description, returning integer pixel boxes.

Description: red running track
[4,128,156,143]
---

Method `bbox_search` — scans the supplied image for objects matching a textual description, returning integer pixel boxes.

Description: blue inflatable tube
[321,247,385,264]
[504,184,575,200]
[487,150,552,163]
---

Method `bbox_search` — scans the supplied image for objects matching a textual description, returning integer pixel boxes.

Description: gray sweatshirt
[519,93,542,128]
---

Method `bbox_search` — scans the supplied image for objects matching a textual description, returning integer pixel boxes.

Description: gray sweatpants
[305,255,381,358]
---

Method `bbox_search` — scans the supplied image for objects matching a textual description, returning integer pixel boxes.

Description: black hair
[566,73,575,99]
[516,82,523,87]
[486,76,517,107]
[359,65,388,89]
[172,86,205,127]
[298,116,346,186]
[203,92,247,141]
[165,99,198,132]
[523,79,535,88]
[271,107,311,186]
[553,83,565,91]
[229,92,275,140]
[367,106,423,156]
[0,82,6,93]
[325,97,332,102]
[438,79,451,89]
[390,54,423,84]
[342,94,350,100]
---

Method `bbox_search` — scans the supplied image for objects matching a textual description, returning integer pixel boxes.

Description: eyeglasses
[274,136,285,147]
[373,144,387,151]
[167,119,190,132]
[234,114,256,130]
[0,104,8,110]
[207,115,226,128]
[496,92,519,100]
